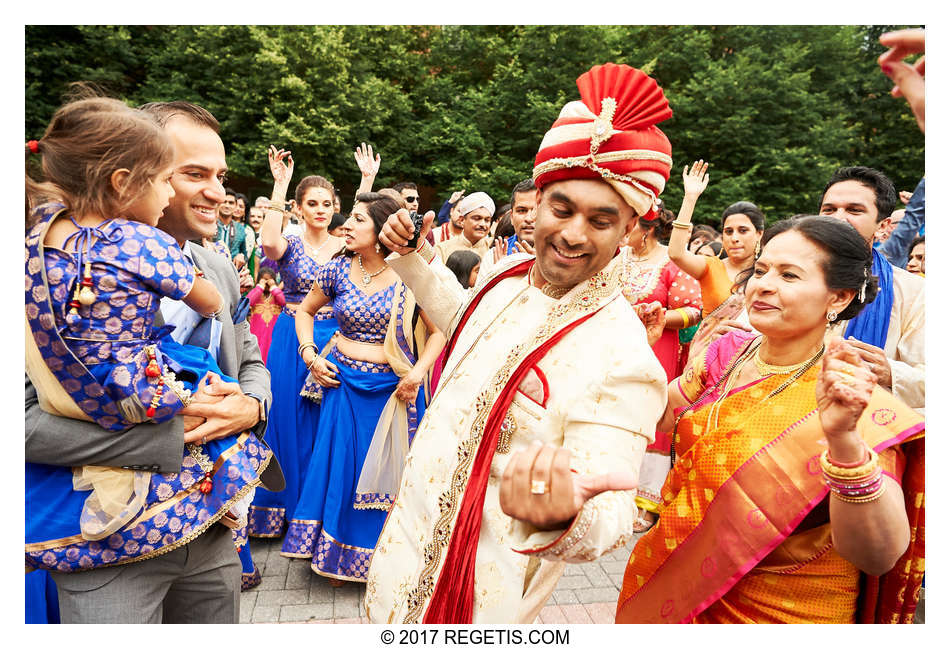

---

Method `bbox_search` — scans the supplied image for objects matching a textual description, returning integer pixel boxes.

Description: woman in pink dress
[247,267,285,364]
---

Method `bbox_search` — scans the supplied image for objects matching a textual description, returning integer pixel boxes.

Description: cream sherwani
[431,222,461,245]
[365,245,667,623]
[829,265,925,412]
[434,233,491,264]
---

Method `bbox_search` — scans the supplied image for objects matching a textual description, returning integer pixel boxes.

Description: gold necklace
[529,264,571,299]
[670,338,825,465]
[357,254,387,285]
[629,244,656,263]
[753,347,822,376]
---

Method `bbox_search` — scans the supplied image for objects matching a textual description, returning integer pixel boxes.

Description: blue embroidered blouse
[276,234,325,304]
[315,256,395,344]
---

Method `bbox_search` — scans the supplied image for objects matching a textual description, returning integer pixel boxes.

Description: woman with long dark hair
[283,193,444,583]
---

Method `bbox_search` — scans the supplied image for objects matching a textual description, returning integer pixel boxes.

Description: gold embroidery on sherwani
[402,263,622,623]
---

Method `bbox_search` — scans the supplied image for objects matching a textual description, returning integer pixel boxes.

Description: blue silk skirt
[25,570,59,624]
[281,350,426,582]
[248,310,338,537]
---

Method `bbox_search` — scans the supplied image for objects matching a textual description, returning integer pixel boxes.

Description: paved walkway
[241,532,644,624]
[241,533,925,624]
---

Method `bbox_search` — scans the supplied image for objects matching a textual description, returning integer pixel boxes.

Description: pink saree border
[617,387,923,624]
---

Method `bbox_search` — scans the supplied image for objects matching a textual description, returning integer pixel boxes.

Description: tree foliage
[26,25,923,222]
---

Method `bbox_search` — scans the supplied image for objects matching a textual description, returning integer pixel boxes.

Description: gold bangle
[680,308,690,328]
[819,448,879,480]
[268,200,286,211]
[671,221,692,230]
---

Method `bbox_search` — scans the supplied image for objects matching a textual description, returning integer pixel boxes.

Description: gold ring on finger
[531,480,548,495]
[837,372,856,386]
[838,363,859,377]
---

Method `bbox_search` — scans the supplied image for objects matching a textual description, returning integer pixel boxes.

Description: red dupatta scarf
[615,357,924,623]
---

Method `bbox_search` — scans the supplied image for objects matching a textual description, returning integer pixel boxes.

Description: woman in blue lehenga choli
[282,193,444,582]
[247,150,344,538]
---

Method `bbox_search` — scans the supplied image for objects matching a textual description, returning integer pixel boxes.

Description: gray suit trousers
[51,524,240,624]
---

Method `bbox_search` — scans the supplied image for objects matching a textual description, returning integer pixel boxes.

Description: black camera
[406,210,426,248]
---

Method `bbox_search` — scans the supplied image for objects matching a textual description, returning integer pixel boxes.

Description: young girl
[25,96,272,574]
[247,266,285,363]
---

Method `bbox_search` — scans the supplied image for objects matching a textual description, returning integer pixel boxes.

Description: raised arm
[668,160,711,280]
[880,178,924,268]
[261,145,293,261]
[817,337,910,576]
[380,208,468,334]
[354,142,381,197]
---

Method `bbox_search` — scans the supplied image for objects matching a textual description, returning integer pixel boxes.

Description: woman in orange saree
[617,216,924,624]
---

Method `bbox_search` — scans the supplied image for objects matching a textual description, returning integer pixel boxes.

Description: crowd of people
[24,28,925,625]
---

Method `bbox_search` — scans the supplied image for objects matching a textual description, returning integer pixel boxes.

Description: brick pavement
[241,532,643,624]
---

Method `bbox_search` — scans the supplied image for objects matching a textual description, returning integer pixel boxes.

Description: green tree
[26,25,923,218]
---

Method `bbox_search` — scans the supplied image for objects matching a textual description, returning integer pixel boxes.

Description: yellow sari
[616,332,924,623]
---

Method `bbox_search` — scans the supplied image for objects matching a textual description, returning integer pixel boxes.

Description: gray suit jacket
[25,241,283,490]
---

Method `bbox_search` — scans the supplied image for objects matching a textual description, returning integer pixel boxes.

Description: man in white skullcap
[434,191,495,263]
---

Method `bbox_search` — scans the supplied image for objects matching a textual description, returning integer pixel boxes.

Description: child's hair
[445,250,482,289]
[257,266,277,283]
[26,93,175,228]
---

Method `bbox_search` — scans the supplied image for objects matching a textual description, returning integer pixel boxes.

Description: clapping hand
[816,337,878,440]
[514,240,535,256]
[354,142,381,179]
[633,301,665,347]
[682,160,710,198]
[492,238,507,264]
[268,145,294,186]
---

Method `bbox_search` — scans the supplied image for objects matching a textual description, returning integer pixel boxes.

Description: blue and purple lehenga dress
[280,255,427,582]
[25,203,272,583]
[248,234,339,537]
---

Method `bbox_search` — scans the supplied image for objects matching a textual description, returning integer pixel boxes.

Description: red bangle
[826,445,871,468]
